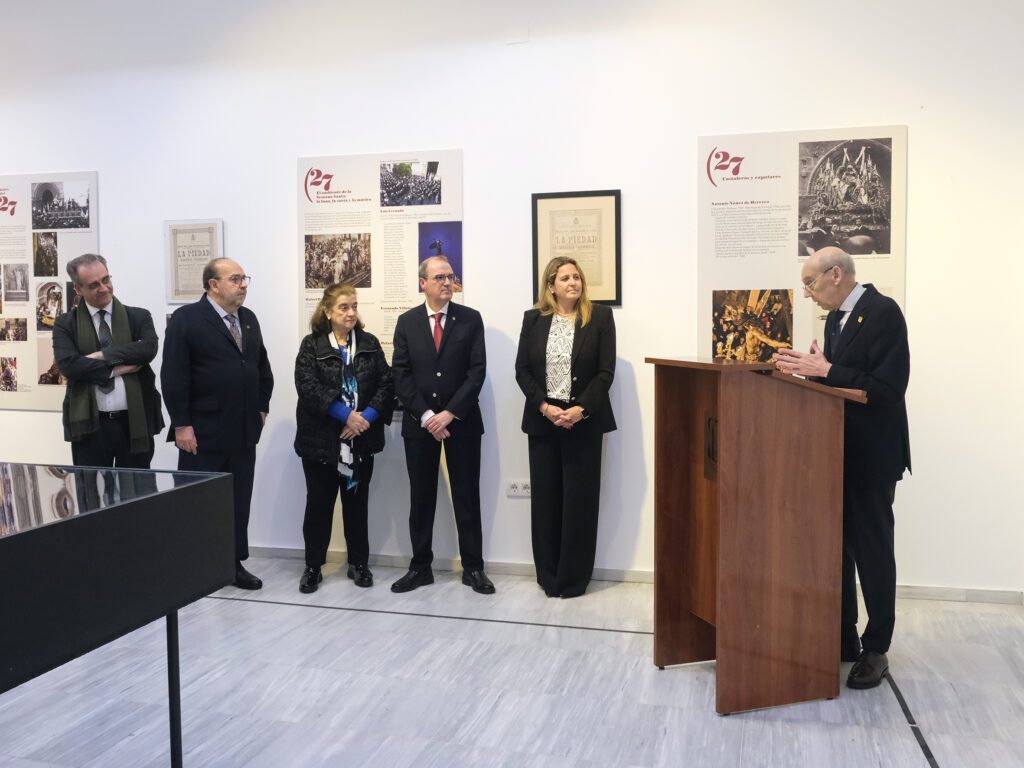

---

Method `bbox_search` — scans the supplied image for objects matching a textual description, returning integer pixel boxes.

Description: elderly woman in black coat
[294,282,394,592]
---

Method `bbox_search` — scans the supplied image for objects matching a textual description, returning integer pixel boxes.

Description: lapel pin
[857,316,863,323]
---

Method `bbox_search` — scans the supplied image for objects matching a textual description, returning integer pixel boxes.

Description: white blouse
[545,314,575,400]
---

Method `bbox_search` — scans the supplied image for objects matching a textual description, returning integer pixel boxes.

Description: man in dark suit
[161,258,274,590]
[53,253,164,468]
[775,246,911,690]
[390,255,494,594]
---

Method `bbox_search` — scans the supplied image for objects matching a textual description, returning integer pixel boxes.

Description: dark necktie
[433,312,444,352]
[226,313,243,352]
[829,313,845,357]
[96,309,115,393]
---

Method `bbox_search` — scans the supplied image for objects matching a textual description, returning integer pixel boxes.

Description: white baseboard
[249,547,1022,604]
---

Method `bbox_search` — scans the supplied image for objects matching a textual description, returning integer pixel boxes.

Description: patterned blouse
[545,314,575,400]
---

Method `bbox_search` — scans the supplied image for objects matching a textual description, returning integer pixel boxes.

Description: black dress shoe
[462,569,495,594]
[299,566,322,594]
[841,637,862,663]
[347,564,373,588]
[234,562,263,590]
[390,567,434,593]
[847,651,889,689]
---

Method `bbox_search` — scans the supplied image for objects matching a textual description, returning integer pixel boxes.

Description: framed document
[532,189,621,306]
[165,219,224,304]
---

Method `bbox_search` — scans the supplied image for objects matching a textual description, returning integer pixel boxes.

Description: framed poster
[165,219,224,303]
[532,189,621,306]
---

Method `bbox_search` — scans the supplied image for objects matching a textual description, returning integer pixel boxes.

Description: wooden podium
[644,357,866,714]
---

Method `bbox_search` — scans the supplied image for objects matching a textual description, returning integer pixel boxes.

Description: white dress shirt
[84,301,128,412]
[420,300,450,427]
[837,283,867,333]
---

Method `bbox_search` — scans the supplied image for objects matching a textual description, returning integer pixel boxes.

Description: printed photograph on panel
[1,318,28,341]
[380,161,442,207]
[31,180,91,230]
[798,138,892,258]
[418,221,463,293]
[66,282,81,310]
[36,282,63,331]
[37,335,66,385]
[3,264,30,303]
[712,289,793,362]
[304,233,372,289]
[1,357,17,391]
[33,232,58,276]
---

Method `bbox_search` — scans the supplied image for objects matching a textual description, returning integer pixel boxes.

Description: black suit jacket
[53,303,164,441]
[515,304,616,436]
[391,302,486,438]
[823,283,911,482]
[161,295,274,453]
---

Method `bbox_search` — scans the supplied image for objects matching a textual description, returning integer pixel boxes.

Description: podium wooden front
[645,357,866,714]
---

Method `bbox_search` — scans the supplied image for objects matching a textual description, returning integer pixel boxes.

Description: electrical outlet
[506,480,531,498]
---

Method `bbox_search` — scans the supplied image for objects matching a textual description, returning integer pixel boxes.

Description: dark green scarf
[69,298,150,453]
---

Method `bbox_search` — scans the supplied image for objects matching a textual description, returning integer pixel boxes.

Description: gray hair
[66,253,108,283]
[418,255,450,280]
[817,247,856,277]
[201,258,232,290]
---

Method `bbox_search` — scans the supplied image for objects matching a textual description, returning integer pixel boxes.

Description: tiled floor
[1,557,1022,767]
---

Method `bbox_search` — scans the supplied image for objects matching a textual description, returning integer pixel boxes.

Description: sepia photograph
[33,232,58,277]
[304,233,371,289]
[1,356,17,392]
[798,138,892,258]
[36,282,63,331]
[37,335,66,385]
[417,221,462,293]
[1,317,29,342]
[379,161,441,207]
[712,289,793,362]
[31,180,91,230]
[3,263,30,303]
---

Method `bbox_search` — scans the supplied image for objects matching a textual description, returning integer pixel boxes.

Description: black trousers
[403,428,483,571]
[527,427,604,597]
[178,446,256,561]
[841,477,898,654]
[301,456,375,568]
[71,413,154,469]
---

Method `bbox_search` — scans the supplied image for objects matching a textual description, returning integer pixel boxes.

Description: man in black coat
[53,253,163,468]
[161,258,274,590]
[390,255,494,594]
[776,247,911,690]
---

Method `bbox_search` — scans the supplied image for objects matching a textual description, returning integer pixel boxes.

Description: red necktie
[433,312,444,352]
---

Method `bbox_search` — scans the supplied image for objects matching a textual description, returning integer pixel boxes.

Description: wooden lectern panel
[714,372,844,713]
[653,365,717,668]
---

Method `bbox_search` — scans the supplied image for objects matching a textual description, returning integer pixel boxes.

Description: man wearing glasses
[775,247,911,690]
[53,253,164,468]
[161,258,274,590]
[390,255,494,594]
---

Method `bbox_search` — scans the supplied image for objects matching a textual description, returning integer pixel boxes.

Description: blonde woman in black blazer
[515,256,616,597]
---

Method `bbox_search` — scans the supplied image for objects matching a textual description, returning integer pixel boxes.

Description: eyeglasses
[217,274,252,286]
[802,267,835,292]
[79,275,112,291]
[427,274,456,284]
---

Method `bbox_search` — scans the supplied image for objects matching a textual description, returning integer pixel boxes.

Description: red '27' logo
[706,148,744,187]
[304,168,334,202]
[0,196,17,216]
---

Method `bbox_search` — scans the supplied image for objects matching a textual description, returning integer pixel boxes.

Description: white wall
[1,0,1021,591]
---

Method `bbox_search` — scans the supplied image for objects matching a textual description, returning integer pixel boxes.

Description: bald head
[810,246,856,277]
[801,247,857,311]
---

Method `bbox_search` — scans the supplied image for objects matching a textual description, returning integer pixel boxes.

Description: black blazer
[515,304,616,436]
[823,283,911,482]
[53,303,165,441]
[391,302,486,439]
[161,295,274,452]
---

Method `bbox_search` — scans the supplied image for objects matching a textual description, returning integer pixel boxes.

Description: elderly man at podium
[774,247,911,690]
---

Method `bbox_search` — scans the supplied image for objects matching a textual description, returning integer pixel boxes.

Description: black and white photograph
[1,318,29,342]
[31,180,91,230]
[32,232,58,276]
[379,161,441,207]
[0,356,17,392]
[304,233,372,289]
[3,263,30,302]
[712,288,793,362]
[35,282,63,331]
[66,281,81,310]
[37,335,66,385]
[798,138,892,257]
